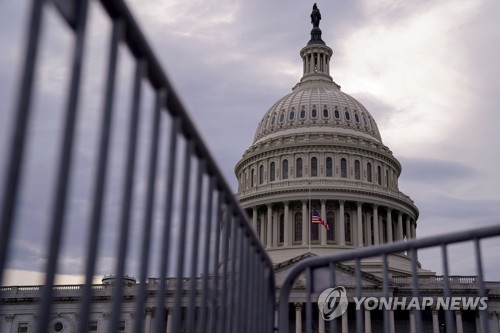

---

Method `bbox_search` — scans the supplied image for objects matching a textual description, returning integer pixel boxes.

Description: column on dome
[267,204,272,248]
[387,208,393,243]
[320,199,327,245]
[411,219,416,239]
[373,205,379,245]
[364,309,372,333]
[295,303,303,333]
[273,209,278,247]
[145,307,153,333]
[456,310,464,333]
[252,206,257,232]
[389,310,395,333]
[357,202,363,247]
[302,200,308,246]
[405,216,411,240]
[166,307,173,333]
[409,310,416,333]
[260,211,266,242]
[284,201,290,246]
[339,200,345,245]
[397,211,403,242]
[432,309,439,333]
[366,212,372,246]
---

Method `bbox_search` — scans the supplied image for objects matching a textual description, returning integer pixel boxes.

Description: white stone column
[432,309,439,333]
[357,202,363,247]
[456,310,464,333]
[411,219,416,239]
[373,205,379,245]
[166,307,172,333]
[252,206,257,232]
[405,216,411,239]
[409,310,416,333]
[267,204,272,248]
[364,309,372,333]
[295,303,302,333]
[320,199,327,245]
[302,200,308,246]
[389,310,395,333]
[318,308,325,333]
[339,200,345,245]
[145,307,153,333]
[342,311,348,333]
[387,208,393,243]
[366,213,372,246]
[284,201,290,246]
[273,209,278,247]
[397,211,403,241]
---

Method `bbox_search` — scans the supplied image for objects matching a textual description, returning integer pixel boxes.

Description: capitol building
[1,5,500,333]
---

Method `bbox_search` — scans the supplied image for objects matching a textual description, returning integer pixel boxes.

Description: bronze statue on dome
[311,3,321,28]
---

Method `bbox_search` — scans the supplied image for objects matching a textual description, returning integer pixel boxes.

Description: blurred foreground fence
[0,0,275,332]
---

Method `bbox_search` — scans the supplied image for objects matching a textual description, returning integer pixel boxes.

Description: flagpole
[308,184,311,253]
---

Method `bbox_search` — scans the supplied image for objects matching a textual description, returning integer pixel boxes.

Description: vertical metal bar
[109,57,145,333]
[208,191,224,333]
[153,115,180,333]
[227,214,240,333]
[0,0,45,286]
[76,17,123,333]
[197,176,214,333]
[186,159,205,333]
[217,203,231,333]
[382,254,390,333]
[410,248,423,333]
[441,244,456,333]
[475,239,489,333]
[306,266,313,333]
[329,262,337,333]
[355,258,363,333]
[36,0,90,331]
[249,245,259,333]
[132,89,163,333]
[234,219,247,333]
[171,140,194,333]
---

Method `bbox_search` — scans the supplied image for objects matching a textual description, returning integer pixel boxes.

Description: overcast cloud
[1,0,499,284]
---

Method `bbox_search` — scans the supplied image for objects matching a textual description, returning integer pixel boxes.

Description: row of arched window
[247,157,393,187]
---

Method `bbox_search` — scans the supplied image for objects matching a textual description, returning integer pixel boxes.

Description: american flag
[311,208,329,230]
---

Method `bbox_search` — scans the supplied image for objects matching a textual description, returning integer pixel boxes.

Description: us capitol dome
[235,9,420,275]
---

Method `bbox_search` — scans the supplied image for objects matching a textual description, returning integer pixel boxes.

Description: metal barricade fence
[278,224,500,333]
[0,0,275,332]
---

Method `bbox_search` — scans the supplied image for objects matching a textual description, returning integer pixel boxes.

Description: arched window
[327,211,335,241]
[282,159,288,180]
[271,116,276,126]
[279,214,284,244]
[296,158,303,178]
[377,166,382,185]
[323,108,329,118]
[259,165,264,184]
[326,157,333,177]
[345,213,351,243]
[334,109,340,119]
[294,212,302,243]
[367,163,372,182]
[345,111,351,121]
[340,158,347,178]
[300,108,306,119]
[354,160,360,180]
[311,108,317,118]
[355,113,360,123]
[279,111,285,123]
[311,157,318,177]
[270,162,275,182]
[362,114,367,126]
[289,110,295,120]
[251,168,255,187]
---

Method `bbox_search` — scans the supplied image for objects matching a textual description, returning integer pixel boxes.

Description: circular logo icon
[317,286,348,320]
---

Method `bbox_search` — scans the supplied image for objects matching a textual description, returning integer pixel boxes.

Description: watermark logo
[317,286,349,320]
[318,286,488,319]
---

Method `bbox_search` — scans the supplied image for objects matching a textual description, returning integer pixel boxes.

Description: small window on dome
[311,108,317,118]
[323,108,329,118]
[289,110,295,120]
[271,116,276,126]
[345,111,351,121]
[279,111,285,123]
[355,113,360,123]
[334,109,340,119]
[300,108,306,119]
[362,114,367,125]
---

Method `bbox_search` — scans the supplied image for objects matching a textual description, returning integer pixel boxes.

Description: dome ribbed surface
[253,80,382,143]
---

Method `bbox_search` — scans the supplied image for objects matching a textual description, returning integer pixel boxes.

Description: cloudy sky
[1,0,499,284]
